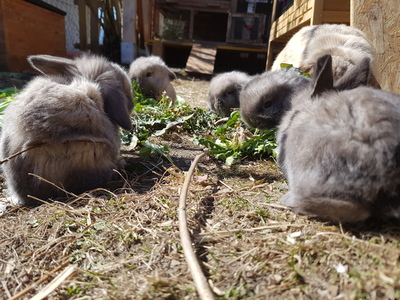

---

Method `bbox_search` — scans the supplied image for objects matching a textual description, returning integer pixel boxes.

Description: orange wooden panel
[324,0,350,12]
[0,0,66,72]
[322,11,350,24]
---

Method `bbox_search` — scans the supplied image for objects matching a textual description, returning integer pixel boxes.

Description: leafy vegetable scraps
[194,111,277,165]
[125,82,277,165]
[280,63,311,78]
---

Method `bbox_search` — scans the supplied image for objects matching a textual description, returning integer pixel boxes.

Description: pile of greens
[126,82,277,165]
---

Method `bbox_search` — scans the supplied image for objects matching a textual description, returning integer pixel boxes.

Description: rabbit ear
[101,82,133,131]
[168,69,177,81]
[311,55,334,98]
[335,57,371,91]
[28,55,81,78]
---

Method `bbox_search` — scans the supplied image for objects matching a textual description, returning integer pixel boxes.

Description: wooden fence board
[351,0,399,92]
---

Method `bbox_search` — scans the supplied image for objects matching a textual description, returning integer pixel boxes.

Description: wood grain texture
[351,0,400,92]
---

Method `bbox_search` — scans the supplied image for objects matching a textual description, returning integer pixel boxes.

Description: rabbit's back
[279,87,400,221]
[270,24,378,87]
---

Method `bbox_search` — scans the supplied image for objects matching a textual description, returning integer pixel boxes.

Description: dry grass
[1,75,400,300]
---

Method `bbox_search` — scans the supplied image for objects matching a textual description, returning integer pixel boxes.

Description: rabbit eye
[264,101,272,108]
[146,72,152,77]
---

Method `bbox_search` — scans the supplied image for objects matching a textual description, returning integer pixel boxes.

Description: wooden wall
[269,0,313,43]
[0,0,66,72]
[270,0,350,43]
[154,0,231,12]
[266,0,351,69]
[351,0,399,93]
[321,0,350,24]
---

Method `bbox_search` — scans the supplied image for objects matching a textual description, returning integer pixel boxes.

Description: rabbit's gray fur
[240,49,373,131]
[0,54,134,206]
[129,56,177,102]
[271,24,380,88]
[274,55,400,223]
[206,71,252,117]
[240,68,311,129]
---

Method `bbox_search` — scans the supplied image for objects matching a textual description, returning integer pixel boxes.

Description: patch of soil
[172,72,210,109]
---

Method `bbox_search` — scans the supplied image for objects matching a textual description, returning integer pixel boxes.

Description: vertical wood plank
[141,0,151,43]
[89,1,99,53]
[311,0,324,24]
[351,0,400,92]
[78,0,87,50]
[189,9,194,40]
[266,0,278,70]
[136,0,144,49]
[0,0,8,70]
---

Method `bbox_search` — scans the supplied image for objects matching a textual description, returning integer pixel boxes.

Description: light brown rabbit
[0,54,134,206]
[129,56,177,102]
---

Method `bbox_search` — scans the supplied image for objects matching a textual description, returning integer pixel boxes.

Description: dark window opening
[163,45,192,68]
[193,12,228,42]
[276,0,294,20]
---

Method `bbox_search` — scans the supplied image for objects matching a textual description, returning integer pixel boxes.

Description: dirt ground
[1,72,400,299]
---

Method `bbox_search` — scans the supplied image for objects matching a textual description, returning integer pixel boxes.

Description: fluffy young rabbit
[129,55,177,103]
[0,54,134,206]
[240,49,372,131]
[206,71,252,117]
[261,55,400,223]
[271,24,380,88]
[240,67,310,129]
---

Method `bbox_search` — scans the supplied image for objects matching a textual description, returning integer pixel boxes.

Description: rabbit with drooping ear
[240,67,311,130]
[0,54,134,206]
[277,55,400,223]
[206,71,252,117]
[271,24,380,88]
[129,55,177,103]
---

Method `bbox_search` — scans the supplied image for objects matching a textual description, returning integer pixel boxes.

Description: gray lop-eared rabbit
[0,54,134,206]
[242,55,400,223]
[206,71,252,117]
[129,55,177,103]
[271,24,380,88]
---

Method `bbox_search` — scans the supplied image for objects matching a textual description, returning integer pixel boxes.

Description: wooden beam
[141,0,151,43]
[78,0,87,50]
[0,0,8,70]
[136,0,144,49]
[266,0,278,70]
[89,1,99,53]
[311,0,324,25]
[189,9,194,40]
[351,0,399,92]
